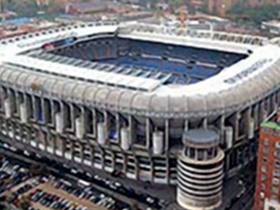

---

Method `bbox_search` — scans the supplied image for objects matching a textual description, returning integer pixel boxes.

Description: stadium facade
[0,21,278,209]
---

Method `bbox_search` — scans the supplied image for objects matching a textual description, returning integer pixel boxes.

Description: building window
[259,200,264,209]
[275,151,280,158]
[272,178,279,185]
[261,174,266,181]
[263,128,272,134]
[261,165,267,173]
[263,157,268,164]
[264,138,269,146]
[270,194,278,201]
[273,169,280,177]
[274,160,280,168]
[260,192,265,199]
[272,187,279,194]
[276,142,280,149]
[261,183,266,190]
[263,147,269,154]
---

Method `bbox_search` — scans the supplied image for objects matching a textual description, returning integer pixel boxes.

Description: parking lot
[0,158,133,210]
[0,140,256,210]
[0,141,170,210]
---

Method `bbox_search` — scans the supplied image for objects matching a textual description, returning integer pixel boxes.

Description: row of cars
[6,176,49,204]
[0,142,169,210]
[85,173,167,209]
[0,159,30,194]
[53,178,131,210]
[30,189,90,210]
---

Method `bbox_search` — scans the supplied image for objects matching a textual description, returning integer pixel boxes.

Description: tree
[18,195,31,210]
[130,202,140,210]
[229,4,280,25]
[0,0,12,12]
[30,163,48,176]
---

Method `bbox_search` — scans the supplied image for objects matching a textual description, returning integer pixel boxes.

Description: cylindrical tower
[177,129,224,210]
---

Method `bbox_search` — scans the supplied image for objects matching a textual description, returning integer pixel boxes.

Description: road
[229,185,254,210]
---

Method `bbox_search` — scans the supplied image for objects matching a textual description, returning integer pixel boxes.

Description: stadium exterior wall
[0,22,277,209]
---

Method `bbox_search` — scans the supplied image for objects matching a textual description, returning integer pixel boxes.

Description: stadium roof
[0,21,279,118]
[4,55,162,92]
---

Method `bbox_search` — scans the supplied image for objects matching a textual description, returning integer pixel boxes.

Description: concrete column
[277,91,280,106]
[128,115,134,144]
[150,157,155,183]
[260,100,265,123]
[44,99,51,125]
[33,96,38,122]
[165,119,169,153]
[75,107,85,139]
[55,135,63,157]
[226,152,231,171]
[116,113,121,144]
[25,127,30,145]
[15,92,20,117]
[146,118,151,149]
[92,109,97,139]
[70,104,74,130]
[246,107,251,138]
[4,91,11,118]
[43,131,47,151]
[111,152,116,169]
[166,157,170,185]
[42,98,46,124]
[134,157,139,181]
[123,155,128,175]
[10,121,15,141]
[104,111,108,141]
[20,96,28,124]
[273,93,278,112]
[203,118,208,129]
[70,138,74,161]
[80,142,84,164]
[25,95,31,121]
[253,104,258,130]
[268,96,272,114]
[234,112,239,141]
[25,126,31,145]
[100,149,105,170]
[52,133,56,154]
[51,100,55,125]
[56,134,66,158]
[90,145,94,166]
[0,87,3,111]
[220,115,225,145]
[184,120,189,132]
[19,124,23,142]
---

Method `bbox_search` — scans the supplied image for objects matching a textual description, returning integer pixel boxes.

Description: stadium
[0,21,279,209]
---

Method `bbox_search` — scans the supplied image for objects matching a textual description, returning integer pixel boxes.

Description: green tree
[229,4,280,25]
[130,202,139,210]
[19,195,31,210]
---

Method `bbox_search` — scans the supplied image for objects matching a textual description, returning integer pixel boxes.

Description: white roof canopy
[4,55,161,92]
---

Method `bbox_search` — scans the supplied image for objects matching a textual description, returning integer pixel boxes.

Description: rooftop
[261,121,280,130]
[183,129,219,144]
